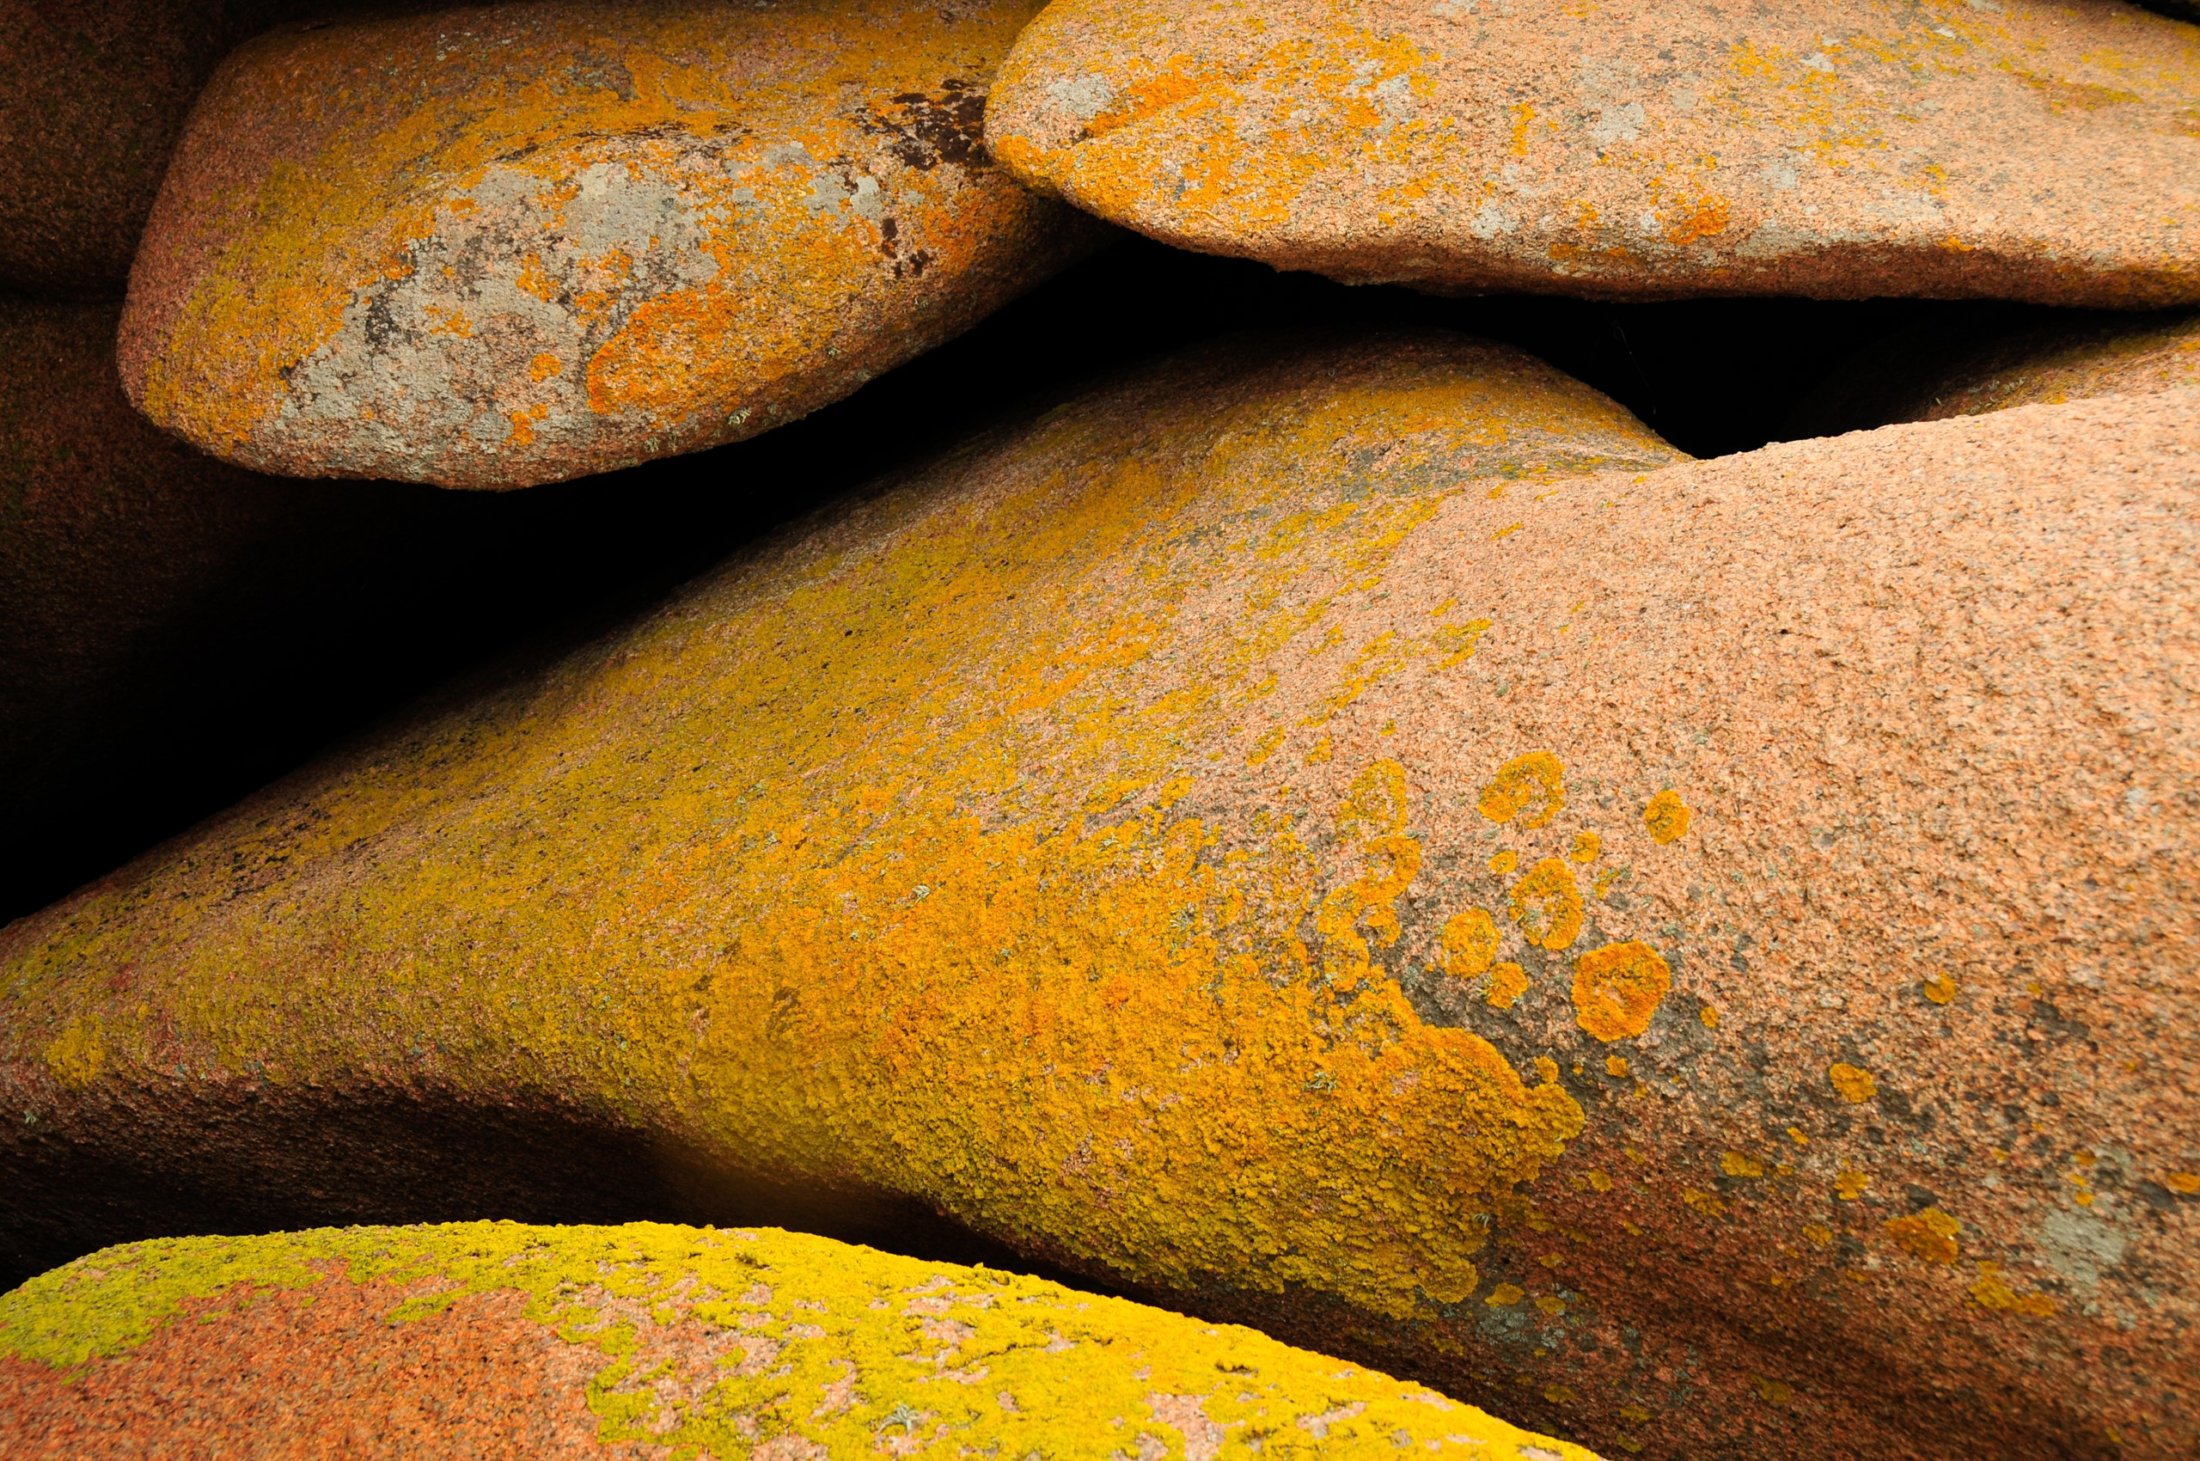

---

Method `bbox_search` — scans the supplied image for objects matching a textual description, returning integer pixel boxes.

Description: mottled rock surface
[5,334,2197,1457]
[0,1,288,295]
[120,0,1100,488]
[0,1222,1590,1459]
[986,0,2200,303]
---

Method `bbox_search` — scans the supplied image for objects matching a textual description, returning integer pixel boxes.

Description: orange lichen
[1485,962,1529,1010]
[1642,788,1690,844]
[1663,197,1731,245]
[1570,941,1672,1041]
[1884,1206,1961,1264]
[1440,907,1499,979]
[1835,1170,1872,1201]
[1488,848,1519,875]
[2168,1172,2200,1196]
[1922,972,1959,1005]
[1970,1263,2058,1317]
[1509,857,1584,951]
[1569,830,1600,863]
[8,338,1663,1339]
[1828,1063,1877,1103]
[1478,751,1566,829]
[123,0,1084,485]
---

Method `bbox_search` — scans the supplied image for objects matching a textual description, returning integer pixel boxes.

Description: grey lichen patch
[262,149,722,486]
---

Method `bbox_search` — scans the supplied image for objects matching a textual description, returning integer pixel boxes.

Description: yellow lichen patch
[1570,940,1672,1041]
[1699,1005,1720,1030]
[1509,857,1584,951]
[1970,1263,2058,1317]
[1440,907,1499,979]
[0,1223,1594,1457]
[1721,1151,1765,1180]
[40,1017,103,1089]
[1569,829,1600,863]
[1922,971,1959,1005]
[1801,1223,1832,1247]
[1884,1206,1961,1264]
[1828,1062,1877,1103]
[1488,848,1519,875]
[1485,1283,1525,1307]
[1752,1376,1794,1407]
[1606,1056,1630,1079]
[1485,962,1529,1010]
[3,336,1661,1343]
[1683,1188,1727,1218]
[1642,788,1691,844]
[1479,751,1566,829]
[2167,1172,2200,1196]
[1835,1170,1872,1201]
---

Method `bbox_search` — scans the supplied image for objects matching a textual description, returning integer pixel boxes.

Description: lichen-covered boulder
[0,1222,1590,1458]
[5,333,2197,1457]
[119,0,1100,489]
[0,1,290,295]
[985,0,2200,304]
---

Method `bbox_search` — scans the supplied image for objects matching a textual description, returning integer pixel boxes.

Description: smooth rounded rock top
[120,0,1100,488]
[986,0,2200,303]
[0,1222,1592,1458]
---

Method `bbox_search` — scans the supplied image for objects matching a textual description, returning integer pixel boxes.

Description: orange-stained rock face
[985,0,2200,303]
[118,0,1101,488]
[0,1222,1594,1459]
[4,334,2197,1458]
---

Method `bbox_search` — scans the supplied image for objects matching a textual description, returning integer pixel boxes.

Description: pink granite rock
[987,0,2200,303]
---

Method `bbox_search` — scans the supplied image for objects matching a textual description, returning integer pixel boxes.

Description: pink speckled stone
[987,0,2200,302]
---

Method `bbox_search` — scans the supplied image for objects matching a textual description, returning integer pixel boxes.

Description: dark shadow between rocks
[0,1075,1097,1294]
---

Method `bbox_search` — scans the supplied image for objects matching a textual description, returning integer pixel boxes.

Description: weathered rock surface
[0,1222,1587,1459]
[0,297,437,910]
[5,333,2197,1457]
[120,0,1100,488]
[986,0,2200,303]
[0,1,289,295]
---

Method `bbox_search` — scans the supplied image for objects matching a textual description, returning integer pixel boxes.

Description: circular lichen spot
[1570,940,1671,1041]
[1485,962,1529,1010]
[1509,857,1583,951]
[1884,1206,1961,1264]
[1828,1062,1877,1103]
[1441,908,1499,978]
[1642,788,1690,844]
[1479,751,1565,829]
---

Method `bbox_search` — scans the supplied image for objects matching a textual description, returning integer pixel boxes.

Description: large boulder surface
[0,1221,1591,1458]
[4,334,2196,1457]
[120,0,1101,488]
[985,0,2200,303]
